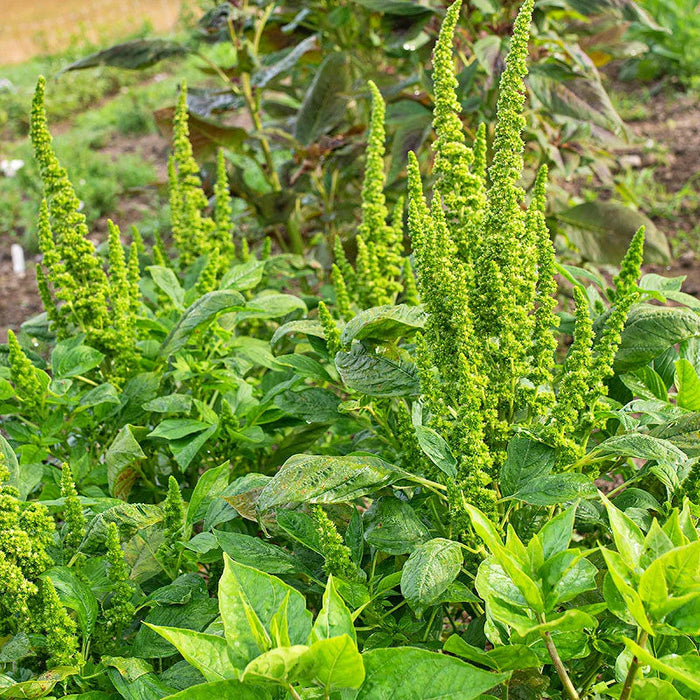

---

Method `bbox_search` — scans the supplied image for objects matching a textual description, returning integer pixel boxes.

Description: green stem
[286,684,303,700]
[619,630,649,700]
[536,614,580,700]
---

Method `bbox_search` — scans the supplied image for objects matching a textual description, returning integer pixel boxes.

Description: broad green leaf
[257,454,402,511]
[351,0,435,14]
[148,419,211,441]
[622,641,700,693]
[340,305,427,344]
[160,290,246,356]
[652,412,700,457]
[356,647,510,700]
[51,341,104,378]
[528,61,624,135]
[102,656,175,698]
[465,503,503,554]
[170,424,218,469]
[105,425,145,500]
[241,644,308,684]
[134,598,219,658]
[215,531,298,574]
[275,509,323,554]
[444,636,540,672]
[591,433,687,465]
[145,625,235,682]
[676,359,700,411]
[187,462,229,526]
[624,678,685,699]
[335,345,420,397]
[252,34,319,89]
[539,551,597,609]
[363,497,429,555]
[614,305,700,373]
[639,540,700,632]
[501,437,556,496]
[219,556,312,667]
[538,504,577,560]
[510,474,597,505]
[295,52,350,145]
[271,320,331,347]
[79,382,120,409]
[601,494,645,567]
[220,260,265,291]
[274,388,340,422]
[273,354,332,383]
[295,635,365,691]
[148,266,184,309]
[162,679,271,699]
[400,538,463,611]
[311,576,356,643]
[235,292,306,322]
[415,426,457,479]
[44,567,98,636]
[600,549,652,633]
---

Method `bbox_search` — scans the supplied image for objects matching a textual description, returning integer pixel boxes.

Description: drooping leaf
[187,462,230,527]
[161,679,271,699]
[294,52,350,145]
[555,201,669,265]
[215,531,298,574]
[257,454,403,511]
[340,305,427,345]
[510,474,597,506]
[614,305,700,373]
[335,345,420,397]
[415,426,457,479]
[51,340,104,378]
[622,641,700,693]
[60,39,188,73]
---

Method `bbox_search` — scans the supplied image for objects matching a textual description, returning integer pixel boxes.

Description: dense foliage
[1,1,699,698]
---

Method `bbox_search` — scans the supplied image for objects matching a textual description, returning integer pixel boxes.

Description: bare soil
[0,129,170,342]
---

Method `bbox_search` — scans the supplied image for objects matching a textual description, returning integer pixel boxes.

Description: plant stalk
[619,630,649,700]
[537,615,580,700]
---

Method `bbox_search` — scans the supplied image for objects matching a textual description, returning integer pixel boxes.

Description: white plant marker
[11,244,25,277]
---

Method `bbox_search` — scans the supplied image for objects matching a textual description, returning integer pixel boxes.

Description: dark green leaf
[363,497,429,555]
[510,474,596,506]
[415,426,457,479]
[215,531,298,574]
[61,39,188,72]
[501,437,556,496]
[44,566,98,636]
[335,345,419,397]
[294,53,350,145]
[400,538,463,611]
[160,290,246,356]
[340,305,427,345]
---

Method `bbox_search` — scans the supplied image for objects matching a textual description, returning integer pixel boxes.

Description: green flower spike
[214,149,236,268]
[7,330,45,420]
[31,77,110,340]
[60,464,85,562]
[39,577,79,667]
[318,302,342,358]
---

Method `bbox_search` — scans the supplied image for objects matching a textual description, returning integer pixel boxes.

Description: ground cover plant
[0,0,699,698]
